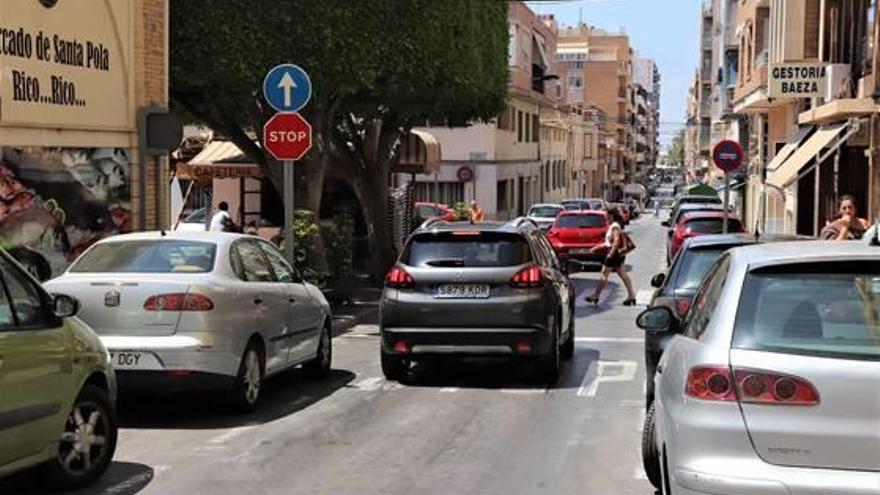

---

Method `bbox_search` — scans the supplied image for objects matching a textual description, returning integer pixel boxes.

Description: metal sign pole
[723,172,730,234]
[283,161,295,265]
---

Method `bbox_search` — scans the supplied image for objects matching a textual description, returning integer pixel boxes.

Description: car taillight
[686,366,820,406]
[510,265,545,289]
[144,293,214,311]
[385,266,415,288]
[674,298,691,317]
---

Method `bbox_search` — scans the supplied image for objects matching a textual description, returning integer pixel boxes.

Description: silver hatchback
[637,242,880,494]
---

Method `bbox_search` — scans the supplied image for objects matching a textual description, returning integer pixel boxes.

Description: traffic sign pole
[284,161,295,265]
[723,173,730,234]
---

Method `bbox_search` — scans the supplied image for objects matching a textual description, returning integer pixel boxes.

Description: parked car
[0,249,117,489]
[380,218,575,383]
[415,202,457,223]
[526,203,565,232]
[560,198,605,211]
[663,203,727,229]
[44,231,333,412]
[669,194,722,212]
[637,242,880,493]
[667,211,745,262]
[546,210,608,271]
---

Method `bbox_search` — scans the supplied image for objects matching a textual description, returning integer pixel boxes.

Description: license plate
[570,248,591,254]
[109,351,163,370]
[434,284,490,299]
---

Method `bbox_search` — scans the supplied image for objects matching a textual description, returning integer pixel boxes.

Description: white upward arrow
[278,72,297,107]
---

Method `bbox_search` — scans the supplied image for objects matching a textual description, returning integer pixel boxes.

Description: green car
[0,249,117,489]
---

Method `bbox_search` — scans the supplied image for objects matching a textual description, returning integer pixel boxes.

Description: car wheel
[43,384,118,490]
[230,343,263,413]
[561,308,575,360]
[535,316,561,384]
[642,402,661,489]
[380,349,407,381]
[303,323,332,379]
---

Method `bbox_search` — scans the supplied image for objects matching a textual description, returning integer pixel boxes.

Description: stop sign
[263,112,312,161]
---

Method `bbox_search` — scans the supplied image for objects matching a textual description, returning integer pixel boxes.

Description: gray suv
[380,218,575,383]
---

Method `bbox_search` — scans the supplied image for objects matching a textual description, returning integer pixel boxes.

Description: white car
[637,242,880,494]
[526,203,565,232]
[45,231,333,412]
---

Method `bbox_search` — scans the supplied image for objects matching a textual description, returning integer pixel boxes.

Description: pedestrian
[209,201,237,232]
[819,194,869,240]
[584,207,637,306]
[469,200,485,223]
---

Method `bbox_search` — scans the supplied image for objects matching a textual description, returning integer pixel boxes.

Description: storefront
[0,0,169,279]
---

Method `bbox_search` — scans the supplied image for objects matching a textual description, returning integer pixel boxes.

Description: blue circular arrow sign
[263,64,312,113]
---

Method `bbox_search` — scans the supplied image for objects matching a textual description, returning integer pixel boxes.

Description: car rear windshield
[673,249,725,290]
[561,201,585,211]
[556,214,605,229]
[529,206,563,218]
[70,240,217,273]
[403,232,532,268]
[733,262,880,360]
[681,197,721,205]
[685,218,743,234]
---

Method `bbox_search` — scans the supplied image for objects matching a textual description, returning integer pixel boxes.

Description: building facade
[0,0,169,280]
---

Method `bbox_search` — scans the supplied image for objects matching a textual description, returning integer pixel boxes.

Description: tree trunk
[350,169,394,281]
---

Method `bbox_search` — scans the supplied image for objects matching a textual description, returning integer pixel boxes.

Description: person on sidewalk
[820,194,869,240]
[209,201,238,232]
[469,200,485,223]
[584,207,637,306]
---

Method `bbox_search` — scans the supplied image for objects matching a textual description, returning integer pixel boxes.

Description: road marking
[353,376,384,391]
[576,361,598,397]
[576,337,643,343]
[208,426,252,444]
[636,289,653,306]
[439,386,459,393]
[500,388,546,395]
[578,360,638,397]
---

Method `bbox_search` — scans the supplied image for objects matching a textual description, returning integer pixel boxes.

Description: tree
[170,0,509,277]
[668,129,686,168]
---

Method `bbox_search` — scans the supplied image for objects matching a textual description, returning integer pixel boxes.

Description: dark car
[380,218,575,383]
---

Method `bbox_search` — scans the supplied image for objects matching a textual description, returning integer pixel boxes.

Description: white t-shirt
[209,210,231,232]
[605,222,622,247]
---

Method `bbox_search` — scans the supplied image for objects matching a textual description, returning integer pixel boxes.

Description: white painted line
[439,387,459,393]
[580,361,638,397]
[208,426,252,444]
[636,289,654,306]
[576,337,643,343]
[501,388,546,395]
[353,376,384,391]
[576,361,597,397]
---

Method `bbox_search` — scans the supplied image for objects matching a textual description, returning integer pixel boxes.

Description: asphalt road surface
[3,215,667,495]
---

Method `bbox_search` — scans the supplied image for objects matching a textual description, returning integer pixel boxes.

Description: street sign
[457,166,474,183]
[712,140,744,173]
[263,112,313,161]
[263,64,312,113]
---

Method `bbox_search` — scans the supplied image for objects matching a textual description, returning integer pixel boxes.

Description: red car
[547,210,608,267]
[667,211,745,262]
[415,202,456,222]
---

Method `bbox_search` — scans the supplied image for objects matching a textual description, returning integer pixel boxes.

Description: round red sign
[457,166,474,183]
[712,140,744,173]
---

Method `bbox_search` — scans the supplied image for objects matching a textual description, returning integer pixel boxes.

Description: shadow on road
[117,368,356,430]
[0,461,153,495]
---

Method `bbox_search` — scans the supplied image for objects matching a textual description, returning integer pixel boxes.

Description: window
[683,256,730,340]
[584,134,593,159]
[70,241,217,273]
[259,242,300,283]
[234,241,273,282]
[497,106,511,130]
[556,214,605,228]
[403,232,532,268]
[517,111,524,142]
[524,113,531,142]
[497,180,509,213]
[532,114,539,143]
[545,162,551,192]
[0,260,47,329]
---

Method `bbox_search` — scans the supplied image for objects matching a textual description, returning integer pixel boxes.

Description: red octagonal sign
[264,112,312,161]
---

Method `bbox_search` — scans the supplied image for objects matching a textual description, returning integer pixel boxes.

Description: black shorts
[603,254,625,269]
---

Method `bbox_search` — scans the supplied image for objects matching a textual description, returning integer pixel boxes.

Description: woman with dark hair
[584,207,637,306]
[820,194,869,240]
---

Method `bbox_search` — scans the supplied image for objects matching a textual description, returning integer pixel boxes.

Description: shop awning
[394,130,441,175]
[176,141,262,182]
[766,122,855,189]
[765,126,814,174]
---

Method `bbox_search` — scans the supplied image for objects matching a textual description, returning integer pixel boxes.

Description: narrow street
[5,217,665,495]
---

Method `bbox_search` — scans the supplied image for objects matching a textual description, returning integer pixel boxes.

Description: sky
[527,0,704,150]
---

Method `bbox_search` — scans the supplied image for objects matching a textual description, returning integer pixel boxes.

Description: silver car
[45,231,333,412]
[637,242,880,494]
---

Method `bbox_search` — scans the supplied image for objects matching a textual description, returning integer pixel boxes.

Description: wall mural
[0,147,131,280]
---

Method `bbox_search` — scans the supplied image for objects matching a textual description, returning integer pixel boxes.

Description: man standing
[209,201,236,232]
[468,200,485,223]
[820,195,870,240]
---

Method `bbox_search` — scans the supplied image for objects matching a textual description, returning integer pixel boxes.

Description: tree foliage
[170,0,509,276]
[668,129,686,167]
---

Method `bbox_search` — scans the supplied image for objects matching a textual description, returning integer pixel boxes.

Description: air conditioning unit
[825,64,851,100]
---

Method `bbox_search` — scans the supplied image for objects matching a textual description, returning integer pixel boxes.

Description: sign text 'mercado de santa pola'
[0,1,133,132]
[768,63,828,99]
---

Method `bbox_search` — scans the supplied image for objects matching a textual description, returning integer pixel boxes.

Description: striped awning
[177,141,262,181]
[394,130,441,175]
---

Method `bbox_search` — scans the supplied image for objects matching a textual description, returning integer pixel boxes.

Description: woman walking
[585,207,637,306]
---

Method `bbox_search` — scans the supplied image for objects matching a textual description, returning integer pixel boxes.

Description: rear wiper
[425,258,465,267]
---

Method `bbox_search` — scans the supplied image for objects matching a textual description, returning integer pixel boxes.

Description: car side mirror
[636,306,678,333]
[661,220,670,227]
[53,294,80,318]
[650,273,666,288]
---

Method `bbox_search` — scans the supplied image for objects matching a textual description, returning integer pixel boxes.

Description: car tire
[303,323,332,379]
[561,308,575,360]
[230,343,263,413]
[381,349,407,381]
[43,384,118,491]
[535,317,561,384]
[642,402,661,489]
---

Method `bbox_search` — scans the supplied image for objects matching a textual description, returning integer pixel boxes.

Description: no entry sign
[263,112,312,161]
[712,140,744,174]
